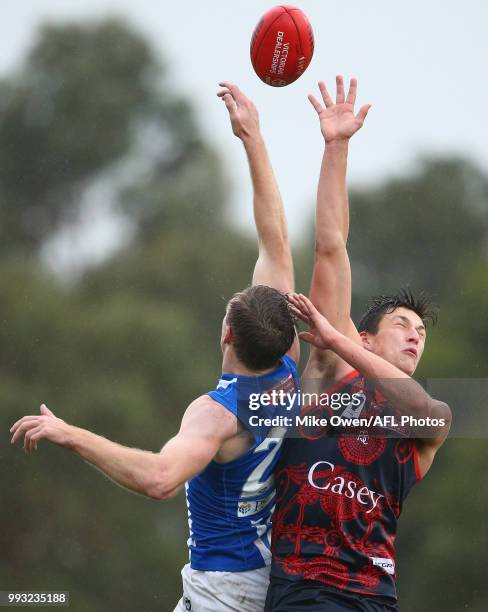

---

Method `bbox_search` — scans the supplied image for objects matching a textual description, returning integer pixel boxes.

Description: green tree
[0,18,208,256]
[347,157,488,302]
[1,17,257,612]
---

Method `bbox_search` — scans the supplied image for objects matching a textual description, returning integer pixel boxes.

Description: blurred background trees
[1,18,487,612]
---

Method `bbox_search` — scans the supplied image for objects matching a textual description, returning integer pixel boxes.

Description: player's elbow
[314,232,345,259]
[259,235,291,262]
[150,486,180,501]
[425,399,452,440]
[145,464,179,501]
[432,400,452,427]
[146,481,177,501]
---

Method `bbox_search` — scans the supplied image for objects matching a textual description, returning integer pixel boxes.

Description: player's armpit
[148,396,238,500]
[303,346,338,380]
[302,346,354,396]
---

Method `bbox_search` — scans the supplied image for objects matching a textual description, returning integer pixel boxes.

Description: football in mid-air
[250,5,314,87]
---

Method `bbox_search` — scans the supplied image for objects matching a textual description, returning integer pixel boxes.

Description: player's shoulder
[184,394,239,432]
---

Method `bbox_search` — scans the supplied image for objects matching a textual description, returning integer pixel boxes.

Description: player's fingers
[287,292,304,309]
[23,426,32,449]
[346,78,357,106]
[287,294,309,319]
[356,104,372,124]
[12,421,32,445]
[302,294,315,312]
[217,82,235,100]
[219,81,247,105]
[336,75,345,104]
[222,93,238,115]
[294,296,309,321]
[10,419,39,443]
[297,293,313,315]
[40,403,54,416]
[298,331,316,345]
[308,94,323,115]
[287,302,300,317]
[25,425,43,453]
[289,304,310,324]
[10,415,38,432]
[318,81,334,107]
[29,425,44,445]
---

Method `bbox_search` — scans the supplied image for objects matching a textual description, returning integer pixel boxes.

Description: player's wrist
[324,137,350,149]
[240,131,265,147]
[326,327,349,353]
[63,423,84,451]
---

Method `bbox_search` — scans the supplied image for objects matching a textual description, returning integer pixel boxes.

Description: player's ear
[360,331,373,352]
[223,325,233,345]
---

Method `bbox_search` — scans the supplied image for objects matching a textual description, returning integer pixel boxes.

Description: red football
[250,5,314,87]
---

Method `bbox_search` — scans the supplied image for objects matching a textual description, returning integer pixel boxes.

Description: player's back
[185,355,299,572]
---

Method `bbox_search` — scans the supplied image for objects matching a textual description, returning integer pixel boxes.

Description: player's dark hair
[226,285,296,370]
[358,287,438,334]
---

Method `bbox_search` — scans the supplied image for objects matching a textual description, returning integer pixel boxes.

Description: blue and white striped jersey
[185,355,299,572]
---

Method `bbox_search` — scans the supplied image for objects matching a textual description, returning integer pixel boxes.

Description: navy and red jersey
[270,370,422,601]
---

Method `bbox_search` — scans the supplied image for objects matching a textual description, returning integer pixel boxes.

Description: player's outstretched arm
[289,293,452,475]
[218,82,299,363]
[217,82,294,295]
[10,398,237,500]
[306,77,370,377]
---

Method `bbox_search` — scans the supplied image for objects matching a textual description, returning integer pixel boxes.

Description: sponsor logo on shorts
[371,556,395,575]
[183,595,192,611]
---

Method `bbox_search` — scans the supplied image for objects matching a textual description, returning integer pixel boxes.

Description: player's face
[362,307,426,375]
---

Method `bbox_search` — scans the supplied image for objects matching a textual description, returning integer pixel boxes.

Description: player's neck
[221,349,280,377]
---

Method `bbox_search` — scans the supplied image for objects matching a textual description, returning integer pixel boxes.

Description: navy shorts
[265,579,399,611]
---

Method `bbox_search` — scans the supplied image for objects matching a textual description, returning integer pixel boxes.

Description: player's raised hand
[10,404,71,453]
[308,76,371,144]
[287,293,339,350]
[217,82,261,141]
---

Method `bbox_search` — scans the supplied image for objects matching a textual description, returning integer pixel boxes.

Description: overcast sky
[2,1,487,253]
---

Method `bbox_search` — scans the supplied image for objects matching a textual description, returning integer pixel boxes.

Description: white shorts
[173,563,270,612]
